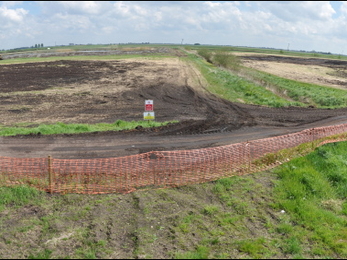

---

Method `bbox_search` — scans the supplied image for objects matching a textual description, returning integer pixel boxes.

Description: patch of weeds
[283,236,302,255]
[276,223,293,235]
[213,176,253,216]
[178,212,199,233]
[0,185,43,211]
[28,249,53,259]
[175,245,210,259]
[202,205,219,215]
[220,214,240,225]
[311,246,331,257]
[202,237,220,246]
[137,228,158,244]
[68,207,90,221]
[227,198,249,215]
[341,201,347,216]
[143,205,151,214]
[39,215,59,236]
[74,239,107,259]
[75,247,97,259]
[70,227,108,259]
[235,237,267,258]
[18,225,34,233]
[209,229,225,237]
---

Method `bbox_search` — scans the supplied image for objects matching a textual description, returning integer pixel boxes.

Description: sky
[1,1,347,54]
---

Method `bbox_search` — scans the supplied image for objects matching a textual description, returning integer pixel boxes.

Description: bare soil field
[1,49,347,158]
[239,53,347,89]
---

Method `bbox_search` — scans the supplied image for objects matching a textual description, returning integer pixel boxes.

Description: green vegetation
[212,50,241,71]
[245,68,347,108]
[197,49,213,63]
[187,48,347,108]
[187,44,347,60]
[271,141,347,257]
[0,185,43,211]
[0,120,177,136]
[185,52,299,107]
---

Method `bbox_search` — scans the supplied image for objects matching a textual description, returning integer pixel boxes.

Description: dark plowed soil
[1,49,347,158]
[240,54,347,67]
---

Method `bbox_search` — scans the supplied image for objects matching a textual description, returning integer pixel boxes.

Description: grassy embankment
[2,138,347,258]
[184,44,347,60]
[186,47,347,108]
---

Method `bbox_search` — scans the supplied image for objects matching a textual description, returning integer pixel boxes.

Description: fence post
[48,155,54,193]
[248,142,251,173]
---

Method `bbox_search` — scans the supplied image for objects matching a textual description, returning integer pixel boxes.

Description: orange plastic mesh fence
[1,123,347,194]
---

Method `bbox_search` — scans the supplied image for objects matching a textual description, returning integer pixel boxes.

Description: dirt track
[1,50,347,159]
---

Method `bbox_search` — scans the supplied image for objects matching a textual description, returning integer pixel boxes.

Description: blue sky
[1,1,347,54]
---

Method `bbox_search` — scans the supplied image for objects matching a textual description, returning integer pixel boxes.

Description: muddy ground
[1,49,347,158]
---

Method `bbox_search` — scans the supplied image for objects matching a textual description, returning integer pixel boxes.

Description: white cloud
[340,1,347,14]
[0,5,27,23]
[257,1,335,22]
[0,1,347,53]
[59,1,103,15]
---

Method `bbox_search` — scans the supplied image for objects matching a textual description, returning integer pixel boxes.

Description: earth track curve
[2,113,347,159]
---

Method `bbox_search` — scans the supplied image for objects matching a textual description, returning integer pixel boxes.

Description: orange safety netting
[1,123,347,194]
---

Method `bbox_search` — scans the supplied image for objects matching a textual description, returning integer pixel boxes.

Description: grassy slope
[2,141,347,258]
[186,48,347,109]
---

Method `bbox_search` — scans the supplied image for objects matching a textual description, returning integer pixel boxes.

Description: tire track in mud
[2,113,347,159]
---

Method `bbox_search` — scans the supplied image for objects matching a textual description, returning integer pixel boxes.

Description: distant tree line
[32,43,44,48]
